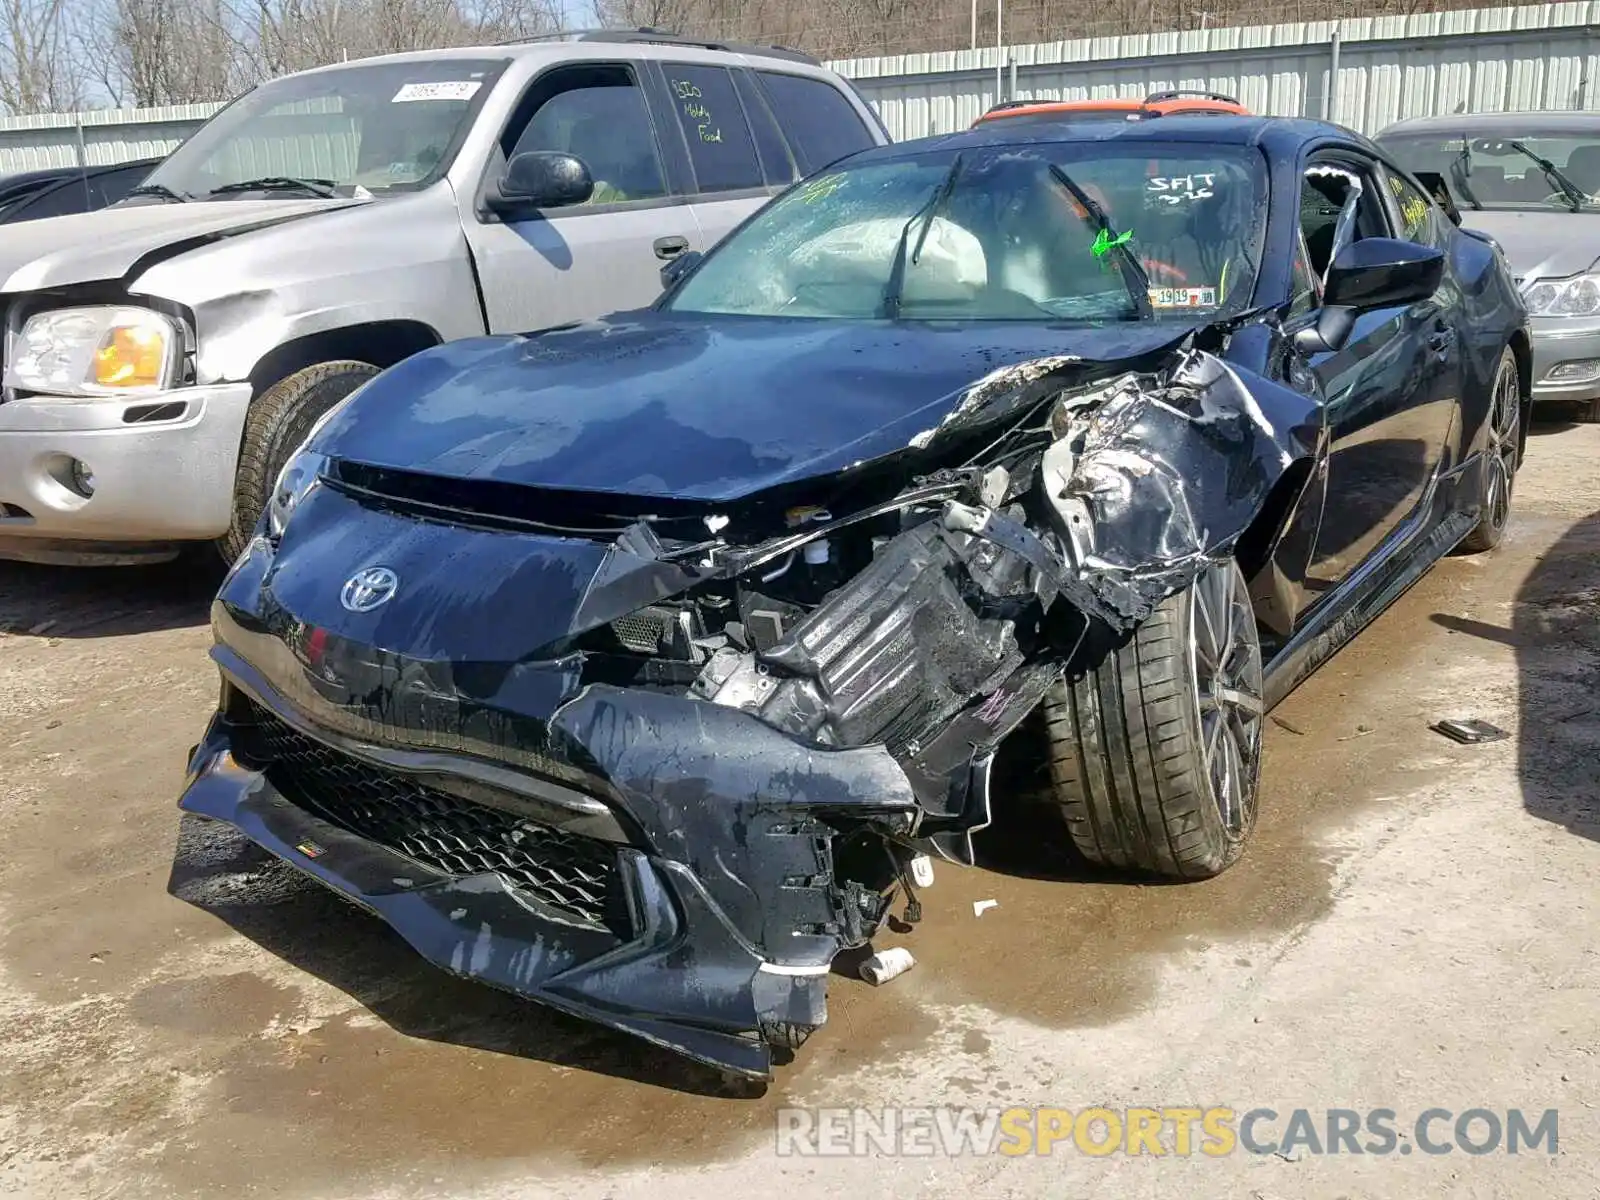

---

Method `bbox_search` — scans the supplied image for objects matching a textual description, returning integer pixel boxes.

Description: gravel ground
[1,419,1597,1199]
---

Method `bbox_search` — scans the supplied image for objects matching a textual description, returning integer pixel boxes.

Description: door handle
[654,235,689,261]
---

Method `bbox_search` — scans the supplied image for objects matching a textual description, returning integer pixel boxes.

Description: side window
[1382,167,1440,247]
[4,179,87,223]
[756,71,878,175]
[662,65,764,194]
[1299,159,1390,283]
[733,70,797,186]
[506,65,666,205]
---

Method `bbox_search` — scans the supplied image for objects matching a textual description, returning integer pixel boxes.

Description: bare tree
[0,0,81,114]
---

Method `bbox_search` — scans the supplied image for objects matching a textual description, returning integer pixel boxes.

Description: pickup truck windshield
[139,58,509,200]
[666,143,1269,321]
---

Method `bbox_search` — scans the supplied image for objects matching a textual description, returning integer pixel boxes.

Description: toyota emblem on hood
[340,566,399,613]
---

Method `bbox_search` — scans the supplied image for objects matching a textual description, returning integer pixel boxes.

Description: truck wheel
[219,361,379,563]
[1459,347,1521,553]
[1039,558,1264,880]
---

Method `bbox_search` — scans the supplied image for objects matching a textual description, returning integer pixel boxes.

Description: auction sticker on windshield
[392,81,482,103]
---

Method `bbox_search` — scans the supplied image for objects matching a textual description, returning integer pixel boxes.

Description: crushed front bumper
[0,383,253,563]
[179,621,920,1078]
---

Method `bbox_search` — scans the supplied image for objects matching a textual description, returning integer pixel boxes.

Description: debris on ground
[973,899,999,917]
[1429,718,1510,745]
[859,947,916,985]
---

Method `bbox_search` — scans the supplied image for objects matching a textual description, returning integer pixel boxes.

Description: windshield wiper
[207,176,338,199]
[882,153,964,320]
[1047,164,1152,320]
[1509,140,1587,212]
[1449,140,1482,210]
[124,182,188,203]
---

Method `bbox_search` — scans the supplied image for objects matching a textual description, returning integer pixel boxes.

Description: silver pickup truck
[0,31,887,565]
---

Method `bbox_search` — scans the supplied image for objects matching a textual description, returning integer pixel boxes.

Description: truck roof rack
[499,27,820,67]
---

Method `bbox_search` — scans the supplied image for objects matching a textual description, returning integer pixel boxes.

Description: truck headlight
[1523,273,1600,317]
[6,306,181,395]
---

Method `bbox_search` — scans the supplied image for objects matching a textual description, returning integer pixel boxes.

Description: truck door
[462,61,703,332]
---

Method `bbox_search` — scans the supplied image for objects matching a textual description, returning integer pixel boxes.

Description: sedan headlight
[7,306,181,395]
[266,448,327,541]
[263,383,369,541]
[1522,273,1600,317]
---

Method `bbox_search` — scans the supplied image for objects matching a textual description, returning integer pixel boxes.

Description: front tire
[218,361,380,563]
[1040,558,1264,880]
[1459,346,1521,554]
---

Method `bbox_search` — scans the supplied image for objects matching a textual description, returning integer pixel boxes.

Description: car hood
[0,197,369,293]
[1461,209,1600,281]
[316,312,1192,504]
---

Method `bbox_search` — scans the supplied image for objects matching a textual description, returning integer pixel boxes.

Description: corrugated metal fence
[3,2,1599,172]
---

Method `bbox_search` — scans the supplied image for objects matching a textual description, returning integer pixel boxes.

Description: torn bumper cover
[182,631,920,1078]
[177,343,1318,1077]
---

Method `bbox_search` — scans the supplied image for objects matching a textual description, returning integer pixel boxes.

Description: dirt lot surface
[2,421,1598,1199]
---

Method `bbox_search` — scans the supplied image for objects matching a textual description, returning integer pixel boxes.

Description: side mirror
[659,249,702,291]
[1295,238,1445,354]
[490,151,592,213]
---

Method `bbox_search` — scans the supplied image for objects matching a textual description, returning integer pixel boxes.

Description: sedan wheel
[1460,346,1522,553]
[1191,558,1266,844]
[1040,557,1264,879]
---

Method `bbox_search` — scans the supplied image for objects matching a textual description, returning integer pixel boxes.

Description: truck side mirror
[490,151,593,214]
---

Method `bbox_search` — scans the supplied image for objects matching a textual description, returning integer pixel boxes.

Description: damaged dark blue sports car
[179,113,1530,1078]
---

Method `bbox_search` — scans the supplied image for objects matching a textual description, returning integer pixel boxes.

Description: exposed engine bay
[561,343,1314,893]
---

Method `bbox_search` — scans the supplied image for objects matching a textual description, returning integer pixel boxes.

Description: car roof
[0,158,159,197]
[1378,111,1600,137]
[848,112,1354,164]
[281,29,829,79]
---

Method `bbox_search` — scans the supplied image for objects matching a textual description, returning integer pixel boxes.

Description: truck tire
[219,360,380,563]
[1039,558,1264,879]
[1458,347,1521,553]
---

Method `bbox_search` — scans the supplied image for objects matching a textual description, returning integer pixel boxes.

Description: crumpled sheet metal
[1049,347,1319,628]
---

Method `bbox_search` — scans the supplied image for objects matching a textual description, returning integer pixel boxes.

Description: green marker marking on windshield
[1092,227,1134,257]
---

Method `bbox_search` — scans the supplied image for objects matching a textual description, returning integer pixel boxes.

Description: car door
[650,61,791,253]
[462,60,704,333]
[1292,149,1454,595]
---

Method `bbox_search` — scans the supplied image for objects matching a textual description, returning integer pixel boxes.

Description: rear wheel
[218,360,379,563]
[1459,346,1521,553]
[1040,558,1264,879]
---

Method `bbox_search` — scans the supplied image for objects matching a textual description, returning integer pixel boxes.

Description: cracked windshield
[667,144,1268,321]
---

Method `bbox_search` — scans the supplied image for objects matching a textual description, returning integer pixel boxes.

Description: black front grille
[241,707,620,929]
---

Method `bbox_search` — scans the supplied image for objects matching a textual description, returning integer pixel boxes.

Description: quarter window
[663,65,764,193]
[1384,167,1440,247]
[756,72,878,175]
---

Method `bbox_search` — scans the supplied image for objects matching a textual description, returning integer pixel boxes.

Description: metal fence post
[1324,30,1342,123]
